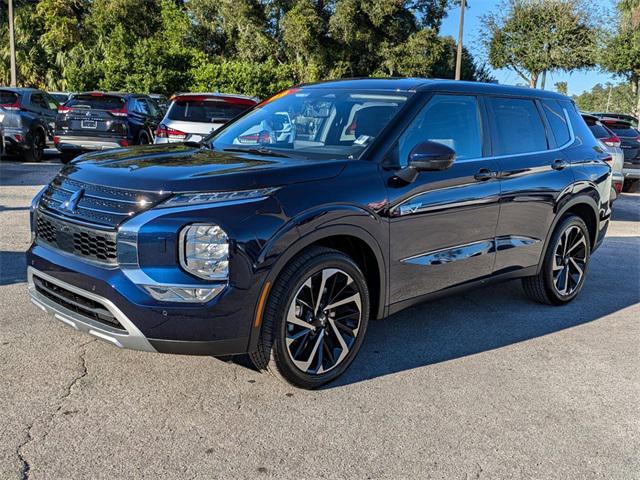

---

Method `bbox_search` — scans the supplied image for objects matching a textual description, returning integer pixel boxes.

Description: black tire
[622,179,638,193]
[522,215,590,305]
[22,129,45,163]
[59,151,77,164]
[250,246,370,389]
[138,131,150,145]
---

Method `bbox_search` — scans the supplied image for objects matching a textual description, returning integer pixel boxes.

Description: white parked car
[154,93,258,144]
[582,114,624,201]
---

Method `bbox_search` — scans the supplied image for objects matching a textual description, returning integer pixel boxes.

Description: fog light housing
[143,285,223,303]
[179,224,229,280]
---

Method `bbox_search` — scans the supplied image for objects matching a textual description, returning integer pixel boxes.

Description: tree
[482,0,598,88]
[600,0,640,117]
[555,81,568,95]
[573,82,637,114]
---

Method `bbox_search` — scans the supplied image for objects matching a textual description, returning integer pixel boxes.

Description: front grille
[36,212,118,265]
[33,275,124,330]
[39,176,170,228]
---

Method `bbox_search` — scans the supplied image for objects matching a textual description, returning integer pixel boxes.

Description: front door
[384,94,501,305]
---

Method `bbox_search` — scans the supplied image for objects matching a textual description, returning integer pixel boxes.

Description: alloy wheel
[552,225,587,296]
[285,268,362,375]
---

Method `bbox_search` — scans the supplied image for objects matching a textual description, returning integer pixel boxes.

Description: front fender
[248,204,388,351]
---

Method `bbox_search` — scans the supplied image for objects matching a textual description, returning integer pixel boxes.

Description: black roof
[300,77,569,100]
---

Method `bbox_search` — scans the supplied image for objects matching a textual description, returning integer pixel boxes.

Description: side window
[132,99,150,115]
[398,94,482,166]
[559,100,598,147]
[31,93,47,109]
[488,97,548,155]
[42,93,59,110]
[541,99,571,146]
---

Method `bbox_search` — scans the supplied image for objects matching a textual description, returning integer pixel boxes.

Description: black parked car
[54,92,163,163]
[27,79,611,389]
[598,117,640,191]
[0,87,59,162]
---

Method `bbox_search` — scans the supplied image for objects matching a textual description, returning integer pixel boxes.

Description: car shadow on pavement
[0,251,27,286]
[325,235,639,388]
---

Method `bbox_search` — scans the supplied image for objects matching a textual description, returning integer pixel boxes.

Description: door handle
[474,168,496,181]
[551,159,569,170]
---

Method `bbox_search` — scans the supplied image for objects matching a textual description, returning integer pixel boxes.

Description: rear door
[30,92,58,139]
[488,96,575,273]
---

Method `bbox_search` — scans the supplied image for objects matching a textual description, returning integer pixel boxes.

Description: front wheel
[522,215,590,305]
[250,246,370,389]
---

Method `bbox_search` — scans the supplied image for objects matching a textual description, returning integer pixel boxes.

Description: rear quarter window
[66,95,125,110]
[541,100,571,146]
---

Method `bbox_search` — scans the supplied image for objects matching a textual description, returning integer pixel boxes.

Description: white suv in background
[154,93,258,144]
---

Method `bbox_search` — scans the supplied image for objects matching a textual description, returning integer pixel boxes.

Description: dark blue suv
[27,79,612,388]
[54,92,162,163]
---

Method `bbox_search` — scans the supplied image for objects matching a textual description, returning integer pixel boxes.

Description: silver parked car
[582,114,624,200]
[154,93,258,144]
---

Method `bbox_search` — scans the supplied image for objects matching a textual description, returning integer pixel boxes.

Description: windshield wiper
[223,147,290,158]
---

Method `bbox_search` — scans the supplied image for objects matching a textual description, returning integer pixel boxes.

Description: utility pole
[8,0,17,86]
[455,0,466,81]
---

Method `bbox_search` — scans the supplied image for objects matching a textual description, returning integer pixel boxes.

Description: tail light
[53,136,60,145]
[15,134,23,142]
[109,107,128,117]
[614,181,623,194]
[237,131,271,144]
[156,124,187,140]
[118,139,129,147]
[602,135,620,148]
[57,105,72,114]
[1,101,21,111]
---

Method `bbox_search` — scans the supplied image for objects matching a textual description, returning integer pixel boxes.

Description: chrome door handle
[474,169,496,181]
[552,159,569,170]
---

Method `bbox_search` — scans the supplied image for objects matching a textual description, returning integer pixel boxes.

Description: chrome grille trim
[40,175,170,228]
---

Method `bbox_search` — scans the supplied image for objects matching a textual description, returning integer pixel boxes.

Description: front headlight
[179,224,229,280]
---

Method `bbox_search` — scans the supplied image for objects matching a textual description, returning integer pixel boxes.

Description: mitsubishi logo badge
[62,189,84,213]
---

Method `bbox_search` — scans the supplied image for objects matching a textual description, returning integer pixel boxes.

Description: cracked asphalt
[1,158,639,479]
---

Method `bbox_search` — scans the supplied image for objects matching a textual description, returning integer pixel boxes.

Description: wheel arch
[536,193,599,274]
[247,220,387,352]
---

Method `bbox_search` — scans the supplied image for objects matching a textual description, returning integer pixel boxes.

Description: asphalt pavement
[1,158,639,479]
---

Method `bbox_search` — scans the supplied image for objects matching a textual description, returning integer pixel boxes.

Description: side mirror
[393,141,456,184]
[408,141,456,171]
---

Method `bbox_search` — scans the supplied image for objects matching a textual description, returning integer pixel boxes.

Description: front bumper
[27,243,256,356]
[28,267,156,352]
[55,135,126,152]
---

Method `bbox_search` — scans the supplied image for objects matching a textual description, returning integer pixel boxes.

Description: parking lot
[1,159,638,479]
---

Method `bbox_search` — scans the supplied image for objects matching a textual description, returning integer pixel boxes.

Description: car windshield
[168,98,252,123]
[209,89,410,159]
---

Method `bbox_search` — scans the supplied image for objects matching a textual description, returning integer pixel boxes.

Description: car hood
[58,144,347,192]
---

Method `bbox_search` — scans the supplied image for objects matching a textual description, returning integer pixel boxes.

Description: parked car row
[0,88,258,163]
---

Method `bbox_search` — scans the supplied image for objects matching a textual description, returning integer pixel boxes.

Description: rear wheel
[22,129,45,162]
[622,179,638,193]
[138,132,150,145]
[522,215,590,305]
[250,246,370,389]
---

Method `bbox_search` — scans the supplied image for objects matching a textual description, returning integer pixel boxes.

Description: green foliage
[573,82,637,115]
[482,0,598,88]
[1,0,493,98]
